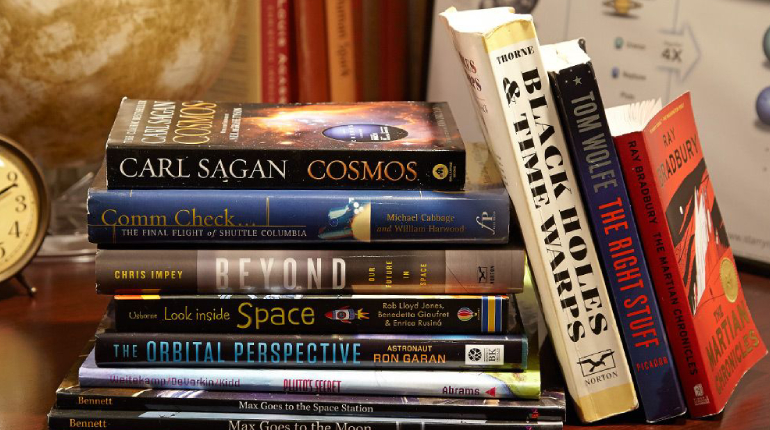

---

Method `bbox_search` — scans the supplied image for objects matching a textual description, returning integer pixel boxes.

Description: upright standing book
[608,92,767,417]
[442,8,637,422]
[105,100,465,190]
[542,40,686,422]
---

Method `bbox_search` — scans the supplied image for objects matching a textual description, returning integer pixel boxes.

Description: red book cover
[294,0,330,102]
[261,0,294,103]
[611,93,767,417]
[377,0,408,101]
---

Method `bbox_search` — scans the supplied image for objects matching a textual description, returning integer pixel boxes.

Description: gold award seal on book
[720,258,739,303]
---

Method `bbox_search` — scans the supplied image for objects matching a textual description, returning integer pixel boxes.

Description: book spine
[378,0,408,100]
[86,188,509,245]
[78,351,540,399]
[95,248,525,295]
[547,59,686,422]
[105,146,464,190]
[48,410,561,430]
[294,0,330,102]
[55,389,565,421]
[360,0,380,101]
[325,0,357,102]
[114,295,509,334]
[442,12,637,423]
[94,332,527,370]
[260,0,293,103]
[614,132,710,416]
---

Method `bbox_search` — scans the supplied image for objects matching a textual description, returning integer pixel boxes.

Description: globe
[0,0,240,167]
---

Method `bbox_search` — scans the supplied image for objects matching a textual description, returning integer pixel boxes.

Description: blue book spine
[547,48,686,422]
[87,144,509,245]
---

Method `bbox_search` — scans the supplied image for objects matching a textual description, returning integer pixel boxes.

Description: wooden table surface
[1,259,769,430]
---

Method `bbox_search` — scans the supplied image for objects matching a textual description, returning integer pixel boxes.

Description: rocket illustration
[325,306,369,323]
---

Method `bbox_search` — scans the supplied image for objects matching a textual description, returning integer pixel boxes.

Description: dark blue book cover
[88,143,509,245]
[544,40,686,422]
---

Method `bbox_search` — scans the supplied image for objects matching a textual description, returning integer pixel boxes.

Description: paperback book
[608,92,767,417]
[95,247,526,295]
[105,99,464,190]
[78,350,541,399]
[48,409,563,430]
[542,39,686,422]
[58,345,566,421]
[88,142,508,245]
[442,8,637,422]
[113,295,509,334]
[95,332,527,370]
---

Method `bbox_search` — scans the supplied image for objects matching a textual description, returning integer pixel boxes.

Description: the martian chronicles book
[608,92,767,418]
[104,99,465,190]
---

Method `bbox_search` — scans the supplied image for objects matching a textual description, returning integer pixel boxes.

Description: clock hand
[0,183,18,200]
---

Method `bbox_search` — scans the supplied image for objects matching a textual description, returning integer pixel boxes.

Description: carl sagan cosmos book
[105,99,465,190]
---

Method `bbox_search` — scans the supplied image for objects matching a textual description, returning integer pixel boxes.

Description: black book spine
[93,332,526,370]
[114,295,508,334]
[106,146,464,190]
[48,409,564,430]
[55,389,565,421]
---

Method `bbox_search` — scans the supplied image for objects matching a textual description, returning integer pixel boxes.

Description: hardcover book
[294,0,330,102]
[88,142,507,245]
[542,40,686,422]
[95,332,527,370]
[57,344,566,421]
[442,8,637,422]
[105,99,465,190]
[326,0,357,102]
[113,295,509,335]
[607,93,767,417]
[78,350,540,399]
[48,408,562,430]
[94,247,526,295]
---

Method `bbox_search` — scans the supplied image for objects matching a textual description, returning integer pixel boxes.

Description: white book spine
[441,8,637,422]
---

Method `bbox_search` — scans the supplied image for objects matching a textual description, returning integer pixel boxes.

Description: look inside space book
[105,100,465,190]
[608,92,768,417]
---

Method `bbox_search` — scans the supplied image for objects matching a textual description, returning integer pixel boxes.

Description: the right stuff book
[608,92,767,418]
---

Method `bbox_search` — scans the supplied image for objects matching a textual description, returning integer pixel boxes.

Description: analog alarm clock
[0,134,50,294]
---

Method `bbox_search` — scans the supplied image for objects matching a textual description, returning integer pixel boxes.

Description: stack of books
[47,100,567,429]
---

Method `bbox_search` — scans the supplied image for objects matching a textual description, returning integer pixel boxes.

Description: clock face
[0,143,44,279]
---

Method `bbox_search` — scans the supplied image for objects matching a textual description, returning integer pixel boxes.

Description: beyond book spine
[48,409,563,430]
[114,295,509,334]
[94,333,527,370]
[88,141,507,245]
[442,9,637,422]
[104,100,464,190]
[611,93,767,417]
[95,248,525,295]
[543,41,686,422]
[78,351,540,399]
